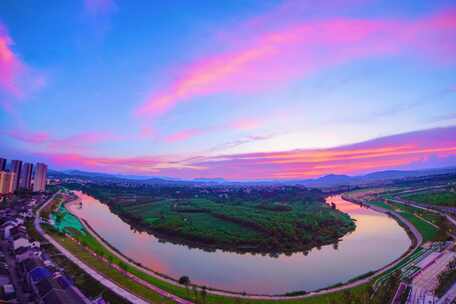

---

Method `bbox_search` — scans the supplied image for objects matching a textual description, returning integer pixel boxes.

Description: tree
[192,285,199,304]
[119,261,128,273]
[179,276,191,295]
[342,289,353,304]
[201,286,207,304]
[55,212,64,225]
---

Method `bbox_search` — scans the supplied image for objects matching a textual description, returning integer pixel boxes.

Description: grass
[114,197,355,254]
[49,227,374,304]
[42,202,375,304]
[46,229,175,304]
[369,200,440,242]
[25,221,130,304]
[403,191,456,207]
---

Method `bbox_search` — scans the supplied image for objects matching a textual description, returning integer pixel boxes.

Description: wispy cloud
[30,126,456,180]
[0,24,22,99]
[164,128,204,143]
[134,7,456,119]
[0,23,46,112]
[3,129,122,152]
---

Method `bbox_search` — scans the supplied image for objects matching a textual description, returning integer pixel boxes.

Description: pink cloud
[229,118,261,131]
[29,126,456,180]
[157,117,263,144]
[0,24,23,98]
[0,24,46,112]
[135,7,456,119]
[4,129,122,152]
[138,126,156,139]
[43,153,198,174]
[6,129,50,144]
[164,129,203,143]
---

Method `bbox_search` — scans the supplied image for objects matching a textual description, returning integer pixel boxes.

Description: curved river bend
[68,192,411,295]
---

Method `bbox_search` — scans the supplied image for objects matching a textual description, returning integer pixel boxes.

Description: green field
[403,191,456,207]
[47,209,390,304]
[70,183,356,254]
[40,189,402,304]
[369,200,442,242]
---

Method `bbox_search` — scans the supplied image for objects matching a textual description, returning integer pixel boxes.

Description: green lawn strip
[46,229,175,304]
[369,201,394,210]
[403,191,456,207]
[390,203,441,226]
[26,222,130,304]
[51,226,372,304]
[397,212,438,242]
[369,200,439,242]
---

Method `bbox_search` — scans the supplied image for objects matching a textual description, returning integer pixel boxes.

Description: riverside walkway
[69,193,424,301]
[34,193,153,304]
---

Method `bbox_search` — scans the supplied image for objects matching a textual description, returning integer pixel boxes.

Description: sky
[0,0,455,180]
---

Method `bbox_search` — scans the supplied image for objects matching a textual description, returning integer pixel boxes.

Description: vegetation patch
[68,184,356,255]
[403,190,456,207]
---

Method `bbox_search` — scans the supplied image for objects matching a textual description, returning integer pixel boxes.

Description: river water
[68,191,411,295]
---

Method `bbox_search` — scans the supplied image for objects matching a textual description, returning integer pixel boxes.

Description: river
[67,191,411,295]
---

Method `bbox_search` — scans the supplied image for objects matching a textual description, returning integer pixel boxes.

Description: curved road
[35,193,160,304]
[67,193,423,301]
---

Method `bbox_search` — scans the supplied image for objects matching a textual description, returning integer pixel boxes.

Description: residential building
[10,160,22,192]
[0,172,16,195]
[0,158,6,171]
[20,163,33,191]
[33,163,47,192]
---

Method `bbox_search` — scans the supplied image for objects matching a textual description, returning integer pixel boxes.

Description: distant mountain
[193,178,226,183]
[296,167,456,187]
[48,166,456,188]
[312,174,352,184]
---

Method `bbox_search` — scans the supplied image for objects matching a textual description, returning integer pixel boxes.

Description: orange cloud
[28,126,456,180]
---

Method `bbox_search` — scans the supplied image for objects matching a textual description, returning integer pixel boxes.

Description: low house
[15,247,41,263]
[12,235,30,251]
[1,284,15,301]
[35,274,90,304]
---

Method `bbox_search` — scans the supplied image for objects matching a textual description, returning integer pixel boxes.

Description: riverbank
[61,192,418,302]
[36,193,179,304]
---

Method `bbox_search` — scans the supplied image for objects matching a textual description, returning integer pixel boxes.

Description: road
[34,193,151,304]
[388,197,456,237]
[69,194,424,301]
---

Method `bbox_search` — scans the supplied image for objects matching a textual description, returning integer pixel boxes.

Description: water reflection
[68,191,411,294]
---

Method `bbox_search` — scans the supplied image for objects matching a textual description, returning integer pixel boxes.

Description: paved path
[69,193,424,301]
[388,197,456,237]
[35,193,151,304]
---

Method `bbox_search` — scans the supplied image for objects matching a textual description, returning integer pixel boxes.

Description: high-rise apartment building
[33,163,48,192]
[20,163,33,191]
[0,158,6,171]
[0,171,16,194]
[10,160,23,192]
